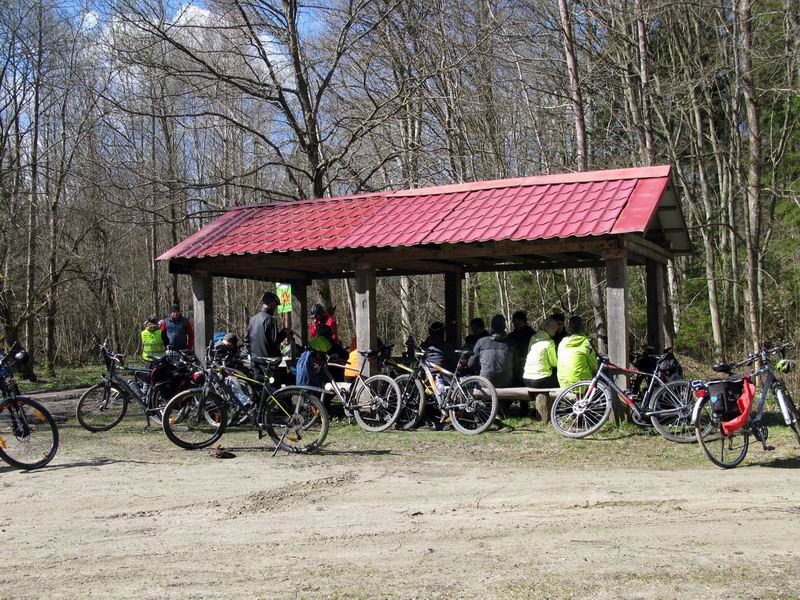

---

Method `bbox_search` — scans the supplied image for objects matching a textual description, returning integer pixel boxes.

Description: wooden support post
[355,269,377,376]
[191,271,213,363]
[444,272,463,349]
[290,281,308,360]
[605,252,629,422]
[645,260,666,352]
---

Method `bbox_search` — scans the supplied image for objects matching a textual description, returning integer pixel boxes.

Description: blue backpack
[295,350,321,387]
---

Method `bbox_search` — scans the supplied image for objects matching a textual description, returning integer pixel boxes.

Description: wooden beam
[623,234,671,264]
[290,282,308,359]
[646,261,666,352]
[605,252,629,422]
[355,269,377,376]
[444,272,463,350]
[191,271,213,363]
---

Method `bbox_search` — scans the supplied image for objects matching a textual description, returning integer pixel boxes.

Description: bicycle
[377,343,428,430]
[691,343,800,469]
[162,355,329,454]
[550,350,694,441]
[318,348,402,432]
[76,340,198,432]
[394,348,498,435]
[0,341,59,470]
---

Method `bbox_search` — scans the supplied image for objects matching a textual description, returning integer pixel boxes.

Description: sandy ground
[2,395,800,599]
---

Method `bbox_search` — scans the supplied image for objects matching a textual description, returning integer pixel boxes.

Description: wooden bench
[494,387,561,424]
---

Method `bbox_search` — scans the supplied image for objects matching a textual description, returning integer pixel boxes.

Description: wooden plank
[290,282,308,359]
[355,269,377,376]
[444,272,463,348]
[605,253,629,422]
[645,260,665,352]
[191,271,213,363]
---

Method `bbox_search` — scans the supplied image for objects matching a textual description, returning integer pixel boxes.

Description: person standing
[160,303,194,352]
[140,316,166,365]
[246,291,287,379]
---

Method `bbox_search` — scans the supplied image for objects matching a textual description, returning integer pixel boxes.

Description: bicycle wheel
[0,397,59,470]
[694,398,749,469]
[449,375,498,435]
[76,382,129,432]
[649,380,698,443]
[551,380,612,439]
[162,389,227,450]
[264,388,329,453]
[352,374,402,432]
[394,374,426,430]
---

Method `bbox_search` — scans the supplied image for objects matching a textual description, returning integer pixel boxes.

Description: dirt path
[2,407,799,599]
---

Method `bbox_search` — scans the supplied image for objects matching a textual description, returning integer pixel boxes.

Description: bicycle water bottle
[227,377,251,407]
[127,378,141,394]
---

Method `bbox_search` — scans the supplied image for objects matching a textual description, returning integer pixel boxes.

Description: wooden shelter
[159,165,692,374]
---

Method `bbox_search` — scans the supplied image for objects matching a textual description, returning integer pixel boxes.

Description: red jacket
[309,313,339,344]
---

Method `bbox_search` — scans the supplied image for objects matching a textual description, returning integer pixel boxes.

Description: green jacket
[557,334,598,388]
[523,330,557,380]
[141,328,165,361]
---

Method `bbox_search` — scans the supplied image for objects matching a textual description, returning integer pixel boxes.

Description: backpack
[656,353,683,382]
[707,377,744,420]
[295,350,321,387]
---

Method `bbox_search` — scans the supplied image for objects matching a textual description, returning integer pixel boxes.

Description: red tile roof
[159,165,688,261]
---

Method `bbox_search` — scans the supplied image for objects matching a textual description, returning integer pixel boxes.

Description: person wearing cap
[160,303,194,352]
[309,303,340,345]
[468,314,516,389]
[246,291,288,379]
[141,315,166,365]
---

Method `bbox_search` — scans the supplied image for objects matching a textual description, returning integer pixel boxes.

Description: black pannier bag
[150,357,193,401]
[707,377,744,420]
[656,353,683,382]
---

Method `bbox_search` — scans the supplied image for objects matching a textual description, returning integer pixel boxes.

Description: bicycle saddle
[359,349,379,358]
[712,362,734,374]
[454,349,472,356]
[252,356,282,367]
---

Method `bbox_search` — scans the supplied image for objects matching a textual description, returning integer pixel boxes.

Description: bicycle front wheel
[0,397,59,470]
[76,382,129,432]
[162,389,227,450]
[551,380,612,439]
[449,375,498,435]
[649,380,697,443]
[264,388,329,453]
[394,374,426,430]
[352,375,402,432]
[694,398,749,469]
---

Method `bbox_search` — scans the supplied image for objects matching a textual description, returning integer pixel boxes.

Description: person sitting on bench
[522,318,560,389]
[556,316,598,388]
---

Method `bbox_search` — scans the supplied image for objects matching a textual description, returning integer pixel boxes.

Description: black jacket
[245,308,285,360]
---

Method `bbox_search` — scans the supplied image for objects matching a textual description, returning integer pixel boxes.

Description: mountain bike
[550,350,694,441]
[691,343,800,468]
[318,349,402,432]
[378,343,428,430]
[0,341,59,470]
[162,355,329,454]
[76,340,199,432]
[394,348,498,434]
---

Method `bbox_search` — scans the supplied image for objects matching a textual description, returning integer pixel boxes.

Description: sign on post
[276,283,292,314]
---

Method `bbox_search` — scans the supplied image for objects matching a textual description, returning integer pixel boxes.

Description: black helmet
[428,321,445,336]
[310,303,325,317]
[261,291,280,306]
[13,350,29,367]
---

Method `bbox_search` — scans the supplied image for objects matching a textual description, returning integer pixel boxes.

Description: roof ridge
[390,165,672,198]
[224,191,389,212]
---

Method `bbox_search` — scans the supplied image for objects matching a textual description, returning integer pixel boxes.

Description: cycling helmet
[308,336,333,352]
[13,350,29,367]
[776,359,795,373]
[428,322,445,336]
[310,303,325,317]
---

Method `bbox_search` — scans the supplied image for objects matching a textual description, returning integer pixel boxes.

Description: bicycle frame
[588,360,685,421]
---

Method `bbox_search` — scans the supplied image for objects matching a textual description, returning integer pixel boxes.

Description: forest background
[1,0,798,376]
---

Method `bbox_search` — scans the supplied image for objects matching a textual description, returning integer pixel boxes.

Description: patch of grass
[18,364,104,392]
